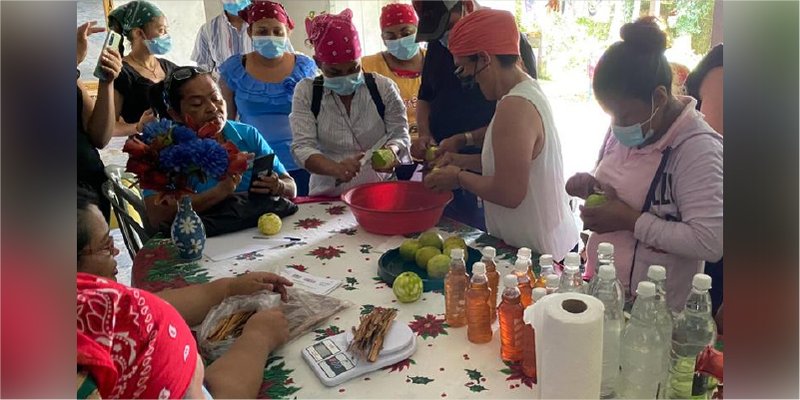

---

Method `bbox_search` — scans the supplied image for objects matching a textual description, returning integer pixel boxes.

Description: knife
[335,137,392,187]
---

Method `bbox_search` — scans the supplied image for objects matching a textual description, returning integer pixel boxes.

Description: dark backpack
[310,73,385,120]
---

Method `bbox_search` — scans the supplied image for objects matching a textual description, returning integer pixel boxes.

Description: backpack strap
[311,76,324,119]
[364,73,385,120]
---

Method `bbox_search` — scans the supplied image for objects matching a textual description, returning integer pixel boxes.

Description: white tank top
[480,78,578,260]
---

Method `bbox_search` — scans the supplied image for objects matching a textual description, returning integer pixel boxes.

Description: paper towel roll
[524,293,605,399]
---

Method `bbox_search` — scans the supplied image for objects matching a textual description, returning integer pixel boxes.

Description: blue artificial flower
[141,119,174,144]
[170,125,198,144]
[195,139,229,180]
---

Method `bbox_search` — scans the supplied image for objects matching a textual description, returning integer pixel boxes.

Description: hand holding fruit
[371,147,399,173]
[423,165,461,192]
[411,135,436,160]
[579,184,641,234]
[566,172,600,199]
[435,134,465,158]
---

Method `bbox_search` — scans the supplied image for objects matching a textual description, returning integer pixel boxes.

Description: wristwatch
[464,131,475,147]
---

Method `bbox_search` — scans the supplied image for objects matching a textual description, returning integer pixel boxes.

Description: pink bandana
[305,9,362,64]
[380,3,418,29]
[238,0,294,29]
[76,273,198,399]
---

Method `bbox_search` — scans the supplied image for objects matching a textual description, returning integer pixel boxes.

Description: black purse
[196,193,298,237]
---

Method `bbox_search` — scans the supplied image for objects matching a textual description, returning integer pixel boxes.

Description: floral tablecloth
[133,201,542,399]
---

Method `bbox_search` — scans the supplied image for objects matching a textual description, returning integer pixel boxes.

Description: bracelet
[464,131,475,147]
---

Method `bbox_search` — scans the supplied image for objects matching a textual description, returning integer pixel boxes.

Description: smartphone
[249,154,276,191]
[93,31,123,82]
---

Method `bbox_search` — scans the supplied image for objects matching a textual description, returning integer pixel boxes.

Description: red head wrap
[305,9,362,64]
[380,3,419,29]
[449,9,520,57]
[238,0,294,29]
[76,273,199,399]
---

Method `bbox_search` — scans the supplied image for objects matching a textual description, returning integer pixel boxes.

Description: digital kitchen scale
[302,320,417,386]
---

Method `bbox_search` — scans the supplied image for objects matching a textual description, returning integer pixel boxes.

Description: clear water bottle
[545,274,559,295]
[590,264,625,399]
[588,242,615,294]
[648,265,673,397]
[665,274,717,399]
[558,253,583,293]
[619,281,667,399]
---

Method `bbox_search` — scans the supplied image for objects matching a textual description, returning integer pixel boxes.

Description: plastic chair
[103,165,150,259]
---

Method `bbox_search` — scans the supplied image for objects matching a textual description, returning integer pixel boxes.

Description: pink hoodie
[586,96,723,311]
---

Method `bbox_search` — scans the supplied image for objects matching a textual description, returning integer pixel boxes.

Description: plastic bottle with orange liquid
[466,262,493,344]
[522,287,548,379]
[481,246,500,322]
[517,247,536,283]
[534,254,555,289]
[513,259,533,307]
[498,274,525,362]
[444,248,469,327]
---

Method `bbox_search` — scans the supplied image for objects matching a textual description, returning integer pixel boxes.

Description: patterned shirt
[289,74,410,197]
[191,13,253,73]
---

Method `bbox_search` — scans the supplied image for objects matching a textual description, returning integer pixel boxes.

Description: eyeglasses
[163,66,210,109]
[80,235,118,257]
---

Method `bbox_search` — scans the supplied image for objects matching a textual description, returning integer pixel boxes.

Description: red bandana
[238,0,294,29]
[76,273,198,399]
[380,3,419,29]
[305,9,362,64]
[449,9,521,57]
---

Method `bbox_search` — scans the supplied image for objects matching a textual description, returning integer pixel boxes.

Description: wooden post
[710,0,723,46]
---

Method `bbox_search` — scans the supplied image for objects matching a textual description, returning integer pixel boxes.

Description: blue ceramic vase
[171,195,206,260]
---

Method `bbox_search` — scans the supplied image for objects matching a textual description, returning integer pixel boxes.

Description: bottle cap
[532,287,547,301]
[564,265,579,275]
[503,274,519,288]
[647,265,666,281]
[539,254,553,266]
[598,242,614,255]
[598,264,616,280]
[450,248,464,259]
[517,247,532,259]
[546,274,559,287]
[565,252,581,267]
[472,262,486,274]
[514,259,528,272]
[692,273,712,291]
[481,246,496,258]
[636,281,656,298]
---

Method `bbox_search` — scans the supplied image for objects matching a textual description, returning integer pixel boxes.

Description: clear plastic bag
[282,287,353,343]
[198,287,353,361]
[198,290,282,361]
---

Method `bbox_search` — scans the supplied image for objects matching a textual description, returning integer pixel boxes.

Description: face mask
[438,30,450,48]
[145,34,172,55]
[324,72,365,96]
[222,0,249,15]
[385,34,420,60]
[611,99,660,148]
[201,385,214,400]
[253,36,288,59]
[458,59,489,91]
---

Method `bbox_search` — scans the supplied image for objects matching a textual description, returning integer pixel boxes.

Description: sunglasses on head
[163,66,210,109]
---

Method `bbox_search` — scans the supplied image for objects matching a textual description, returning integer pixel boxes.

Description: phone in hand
[249,153,276,191]
[93,31,123,82]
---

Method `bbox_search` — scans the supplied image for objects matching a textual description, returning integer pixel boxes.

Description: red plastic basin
[341,181,453,235]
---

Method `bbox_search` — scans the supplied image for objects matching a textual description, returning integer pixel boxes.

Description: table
[133,201,540,399]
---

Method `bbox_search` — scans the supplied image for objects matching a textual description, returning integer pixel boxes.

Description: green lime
[393,271,423,303]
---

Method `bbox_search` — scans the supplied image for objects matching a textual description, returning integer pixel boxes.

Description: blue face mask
[145,34,172,55]
[385,34,420,60]
[222,0,249,15]
[253,36,288,59]
[324,72,365,96]
[611,100,659,148]
[438,30,450,48]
